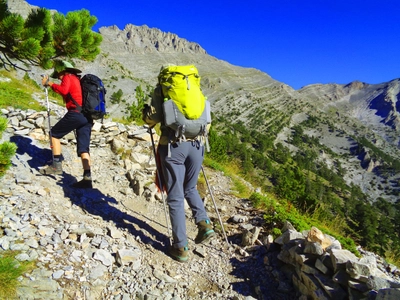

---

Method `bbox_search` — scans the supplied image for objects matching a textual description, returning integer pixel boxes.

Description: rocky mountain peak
[7,0,206,56]
[99,24,206,55]
[344,80,367,90]
[6,0,37,18]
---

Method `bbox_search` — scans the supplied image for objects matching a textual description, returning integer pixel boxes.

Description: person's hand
[142,104,152,115]
[41,75,49,87]
[142,104,154,122]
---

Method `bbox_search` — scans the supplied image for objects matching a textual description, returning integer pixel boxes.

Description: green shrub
[111,89,123,104]
[0,117,17,178]
[0,251,35,298]
[271,228,282,238]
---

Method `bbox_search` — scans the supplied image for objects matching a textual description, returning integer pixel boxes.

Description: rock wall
[274,222,400,299]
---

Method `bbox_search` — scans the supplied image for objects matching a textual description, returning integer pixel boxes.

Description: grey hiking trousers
[158,140,210,249]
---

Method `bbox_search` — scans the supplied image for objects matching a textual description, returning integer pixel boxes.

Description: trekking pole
[201,166,230,248]
[42,76,54,161]
[148,126,172,247]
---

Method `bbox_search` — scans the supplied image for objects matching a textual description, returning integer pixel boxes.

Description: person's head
[50,60,82,79]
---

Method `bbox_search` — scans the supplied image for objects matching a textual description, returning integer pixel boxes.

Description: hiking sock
[83,169,91,180]
[71,169,92,188]
[53,155,61,162]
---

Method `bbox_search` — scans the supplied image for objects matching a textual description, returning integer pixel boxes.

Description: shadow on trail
[10,134,167,253]
[10,135,52,169]
[57,172,168,253]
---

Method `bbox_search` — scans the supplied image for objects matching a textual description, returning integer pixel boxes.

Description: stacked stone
[274,222,400,299]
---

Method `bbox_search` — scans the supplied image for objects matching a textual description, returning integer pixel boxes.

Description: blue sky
[28,0,400,90]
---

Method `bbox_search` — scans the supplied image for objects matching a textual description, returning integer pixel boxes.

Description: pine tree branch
[0,53,31,72]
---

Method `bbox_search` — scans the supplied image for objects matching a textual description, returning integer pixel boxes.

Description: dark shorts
[51,111,93,156]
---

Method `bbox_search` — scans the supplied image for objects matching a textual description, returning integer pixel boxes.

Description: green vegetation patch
[0,71,45,111]
[249,192,359,255]
[0,251,35,299]
[203,157,253,198]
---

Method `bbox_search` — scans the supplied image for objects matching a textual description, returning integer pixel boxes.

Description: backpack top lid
[158,64,199,78]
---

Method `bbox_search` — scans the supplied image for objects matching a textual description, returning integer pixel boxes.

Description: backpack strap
[165,126,184,158]
[67,93,97,123]
[67,93,82,113]
[176,125,187,143]
[164,125,187,158]
[203,126,210,153]
[165,124,210,157]
[197,124,210,153]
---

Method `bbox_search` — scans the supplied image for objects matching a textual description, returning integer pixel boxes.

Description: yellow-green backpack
[158,65,211,151]
[158,65,205,119]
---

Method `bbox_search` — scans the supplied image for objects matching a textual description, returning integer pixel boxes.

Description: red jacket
[51,74,82,111]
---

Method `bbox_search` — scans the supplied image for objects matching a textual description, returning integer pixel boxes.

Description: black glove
[142,104,152,120]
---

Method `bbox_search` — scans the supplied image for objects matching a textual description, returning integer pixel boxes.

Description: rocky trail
[3,98,400,300]
[0,99,296,300]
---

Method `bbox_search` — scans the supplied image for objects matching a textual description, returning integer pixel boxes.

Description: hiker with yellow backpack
[142,64,214,262]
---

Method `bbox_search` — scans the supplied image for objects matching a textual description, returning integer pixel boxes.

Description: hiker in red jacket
[40,60,93,188]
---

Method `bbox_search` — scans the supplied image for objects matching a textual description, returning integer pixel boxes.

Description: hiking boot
[39,161,63,175]
[195,220,215,244]
[169,245,189,263]
[71,175,92,189]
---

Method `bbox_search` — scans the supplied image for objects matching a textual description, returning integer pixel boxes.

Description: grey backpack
[162,98,211,155]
